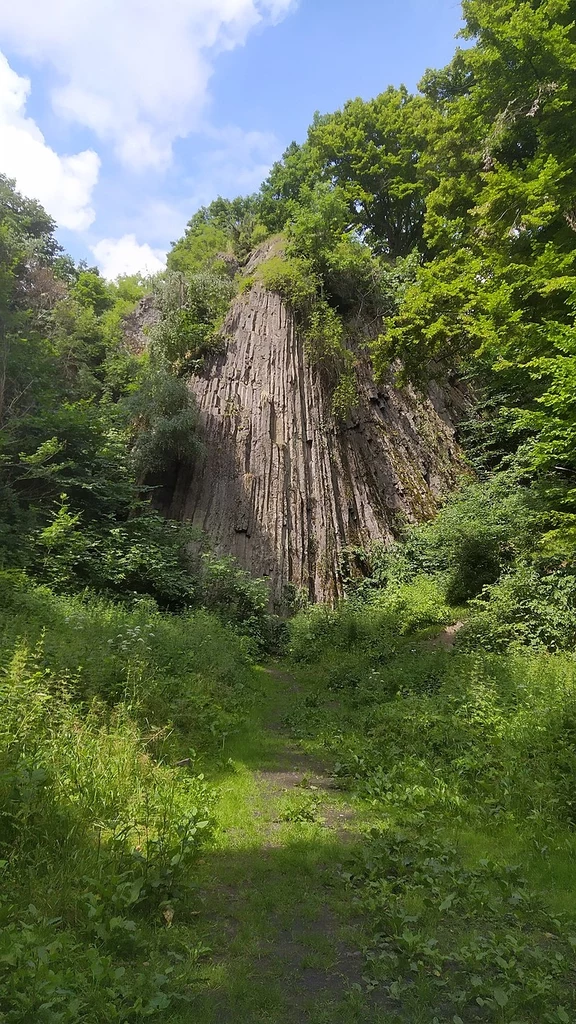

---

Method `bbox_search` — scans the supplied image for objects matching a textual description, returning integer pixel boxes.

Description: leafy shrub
[258,254,319,312]
[369,574,452,633]
[288,575,453,669]
[288,604,371,664]
[330,367,358,419]
[237,274,255,294]
[461,564,576,652]
[0,642,213,870]
[0,562,264,1017]
[122,362,202,476]
[197,552,274,653]
[304,301,345,363]
[291,630,576,828]
[0,596,225,1020]
[351,476,542,605]
[287,604,576,1022]
[168,194,262,270]
[410,477,542,603]
[150,270,234,373]
[31,497,199,609]
[0,571,256,746]
[304,300,358,418]
[168,221,231,276]
[249,221,269,247]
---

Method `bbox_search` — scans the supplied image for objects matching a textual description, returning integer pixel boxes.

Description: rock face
[123,295,161,354]
[159,281,468,605]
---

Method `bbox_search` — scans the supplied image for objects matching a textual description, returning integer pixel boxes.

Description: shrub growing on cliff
[150,269,234,373]
[258,254,319,311]
[122,361,202,476]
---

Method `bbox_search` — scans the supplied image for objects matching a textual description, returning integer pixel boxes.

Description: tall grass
[0,571,257,1021]
[288,601,576,830]
[286,602,576,1021]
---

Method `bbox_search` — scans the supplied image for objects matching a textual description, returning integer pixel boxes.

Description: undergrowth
[0,572,256,1022]
[285,602,576,1023]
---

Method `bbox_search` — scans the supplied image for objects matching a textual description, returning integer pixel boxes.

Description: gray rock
[122,295,161,354]
[160,282,469,605]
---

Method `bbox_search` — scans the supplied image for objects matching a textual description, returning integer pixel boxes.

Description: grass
[179,666,389,1024]
[283,632,576,1024]
[170,653,576,1024]
[0,584,386,1024]
[0,574,254,1022]
[455,822,576,918]
[3,578,576,1022]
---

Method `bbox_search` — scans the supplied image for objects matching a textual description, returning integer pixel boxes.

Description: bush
[258,254,319,312]
[31,498,200,609]
[413,477,541,603]
[353,476,542,605]
[0,571,255,1020]
[303,300,358,418]
[197,552,275,653]
[369,574,453,634]
[0,642,213,875]
[122,363,202,476]
[304,301,345,363]
[287,582,452,668]
[150,269,234,372]
[0,571,256,746]
[461,564,576,652]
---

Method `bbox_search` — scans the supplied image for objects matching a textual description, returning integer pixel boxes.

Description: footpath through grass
[4,576,576,1023]
[174,650,576,1024]
[282,620,576,1024]
[181,664,388,1024]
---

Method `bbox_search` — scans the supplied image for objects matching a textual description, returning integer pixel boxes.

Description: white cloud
[202,126,282,192]
[91,235,166,280]
[110,128,283,253]
[0,52,99,230]
[175,126,283,222]
[0,0,297,170]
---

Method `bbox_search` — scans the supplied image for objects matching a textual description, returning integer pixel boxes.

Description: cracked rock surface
[158,281,468,604]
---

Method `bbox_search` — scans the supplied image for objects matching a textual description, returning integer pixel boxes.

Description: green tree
[72,270,113,316]
[374,0,576,511]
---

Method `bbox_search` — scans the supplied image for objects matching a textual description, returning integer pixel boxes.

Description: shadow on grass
[171,835,396,1024]
[158,665,398,1023]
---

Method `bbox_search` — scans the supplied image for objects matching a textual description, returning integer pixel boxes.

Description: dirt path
[181,665,387,1024]
[425,620,465,650]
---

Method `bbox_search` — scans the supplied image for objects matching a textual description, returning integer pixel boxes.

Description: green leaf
[439,892,456,911]
[492,988,508,1008]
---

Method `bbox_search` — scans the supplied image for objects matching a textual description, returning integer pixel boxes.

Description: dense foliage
[3,0,576,1019]
[0,571,257,1021]
[286,603,576,1021]
[0,173,272,643]
[200,0,576,642]
[0,179,275,1019]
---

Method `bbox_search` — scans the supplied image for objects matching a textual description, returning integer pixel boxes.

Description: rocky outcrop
[160,281,469,606]
[122,295,160,354]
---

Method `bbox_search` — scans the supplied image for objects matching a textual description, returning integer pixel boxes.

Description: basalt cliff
[146,257,468,606]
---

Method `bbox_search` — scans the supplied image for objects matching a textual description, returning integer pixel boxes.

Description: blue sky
[0,1,463,278]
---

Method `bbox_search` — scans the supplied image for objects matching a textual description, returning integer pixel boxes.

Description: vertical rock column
[166,283,466,605]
